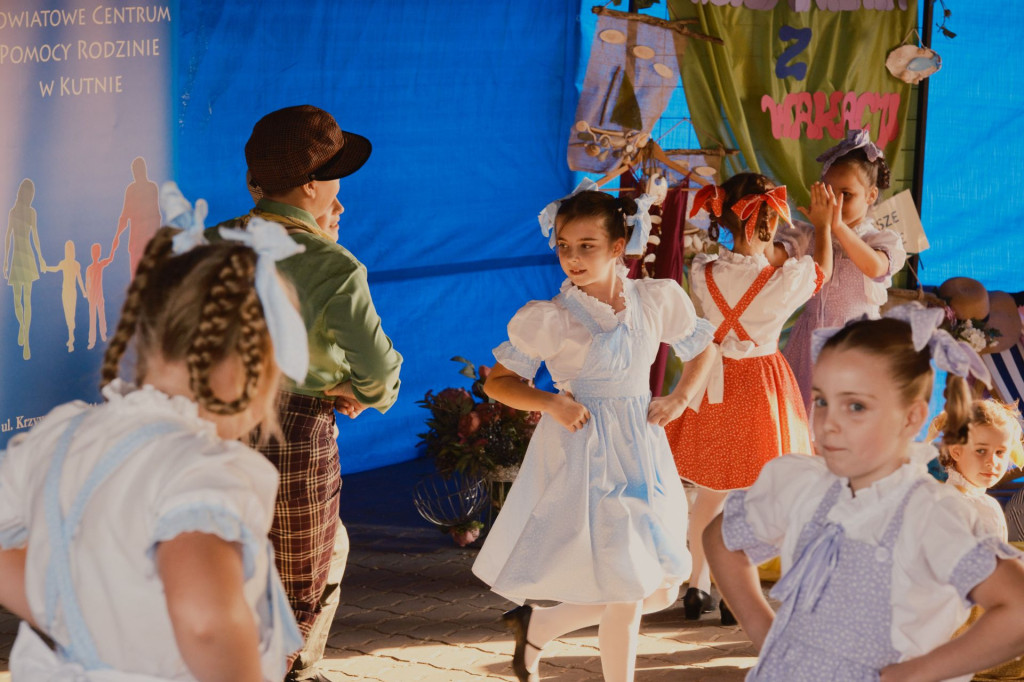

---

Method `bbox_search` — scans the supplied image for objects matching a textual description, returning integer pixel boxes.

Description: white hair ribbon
[160,181,209,255]
[538,178,599,248]
[809,303,991,386]
[624,193,656,257]
[220,218,310,383]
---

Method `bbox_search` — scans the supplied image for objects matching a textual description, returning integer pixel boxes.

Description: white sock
[642,585,679,615]
[687,488,728,594]
[524,602,605,672]
[522,587,677,676]
[598,601,643,682]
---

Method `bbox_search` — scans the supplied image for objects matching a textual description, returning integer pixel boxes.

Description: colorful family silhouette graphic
[3,157,162,360]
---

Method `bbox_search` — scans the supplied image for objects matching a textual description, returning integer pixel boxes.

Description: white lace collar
[945,468,987,497]
[559,264,632,327]
[715,247,771,268]
[836,456,928,506]
[101,379,218,437]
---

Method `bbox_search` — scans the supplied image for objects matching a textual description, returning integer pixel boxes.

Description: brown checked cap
[245,105,372,194]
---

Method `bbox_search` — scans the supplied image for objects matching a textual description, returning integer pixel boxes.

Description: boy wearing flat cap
[208,104,402,682]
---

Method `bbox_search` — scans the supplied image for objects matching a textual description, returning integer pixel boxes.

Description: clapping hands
[797,182,842,233]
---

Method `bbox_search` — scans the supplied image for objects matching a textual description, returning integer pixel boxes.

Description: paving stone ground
[0,456,761,681]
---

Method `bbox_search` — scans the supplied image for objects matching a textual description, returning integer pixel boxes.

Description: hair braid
[236,290,268,405]
[187,250,261,414]
[100,229,175,389]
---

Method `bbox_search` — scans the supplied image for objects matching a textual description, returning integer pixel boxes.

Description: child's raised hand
[647,395,687,427]
[550,392,591,433]
[796,182,837,232]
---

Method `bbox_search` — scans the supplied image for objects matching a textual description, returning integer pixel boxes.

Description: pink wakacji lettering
[760,90,901,147]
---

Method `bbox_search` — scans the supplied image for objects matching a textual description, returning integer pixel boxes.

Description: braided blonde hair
[101,226,279,423]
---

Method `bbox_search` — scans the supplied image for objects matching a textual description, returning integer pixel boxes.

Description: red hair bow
[731,186,793,243]
[689,184,726,219]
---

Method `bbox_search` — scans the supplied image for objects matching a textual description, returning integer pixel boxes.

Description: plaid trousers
[250,391,341,641]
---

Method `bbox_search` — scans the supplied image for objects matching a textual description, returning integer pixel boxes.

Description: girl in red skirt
[664,172,834,622]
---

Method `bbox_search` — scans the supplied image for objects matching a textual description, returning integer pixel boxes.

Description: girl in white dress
[933,398,1023,539]
[935,398,1024,681]
[705,305,1024,682]
[472,185,716,682]
[0,221,308,681]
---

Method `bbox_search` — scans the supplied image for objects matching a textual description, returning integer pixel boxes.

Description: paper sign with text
[870,189,929,254]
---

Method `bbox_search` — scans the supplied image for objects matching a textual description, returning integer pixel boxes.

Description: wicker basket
[881,287,946,314]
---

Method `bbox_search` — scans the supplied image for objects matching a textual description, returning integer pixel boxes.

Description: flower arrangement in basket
[417,357,541,480]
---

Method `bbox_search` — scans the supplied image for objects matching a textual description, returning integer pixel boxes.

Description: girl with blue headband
[706,305,1024,682]
[0,222,305,680]
[472,183,717,682]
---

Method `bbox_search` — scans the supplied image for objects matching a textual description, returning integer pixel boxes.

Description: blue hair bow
[810,303,991,386]
[221,219,310,383]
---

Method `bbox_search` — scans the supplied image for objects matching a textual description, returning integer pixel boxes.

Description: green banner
[668,1,917,208]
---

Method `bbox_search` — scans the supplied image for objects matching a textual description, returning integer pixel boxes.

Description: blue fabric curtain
[168,1,1022,474]
[172,0,580,473]
[921,3,1024,292]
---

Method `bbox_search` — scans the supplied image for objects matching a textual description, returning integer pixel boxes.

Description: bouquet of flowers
[417,357,541,479]
[944,310,1002,353]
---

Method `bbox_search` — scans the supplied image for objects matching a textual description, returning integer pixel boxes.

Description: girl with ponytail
[705,305,1024,682]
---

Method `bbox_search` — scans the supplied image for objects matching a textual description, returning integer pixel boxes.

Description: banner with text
[668,0,916,209]
[0,1,172,445]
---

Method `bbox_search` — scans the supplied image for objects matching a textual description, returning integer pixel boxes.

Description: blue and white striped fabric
[984,343,1024,407]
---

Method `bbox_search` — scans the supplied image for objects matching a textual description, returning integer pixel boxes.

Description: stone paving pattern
[0,456,760,680]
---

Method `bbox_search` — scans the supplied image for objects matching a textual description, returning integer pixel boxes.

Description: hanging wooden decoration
[568,7,721,175]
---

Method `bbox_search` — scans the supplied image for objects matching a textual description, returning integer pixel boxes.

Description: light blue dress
[472,274,714,604]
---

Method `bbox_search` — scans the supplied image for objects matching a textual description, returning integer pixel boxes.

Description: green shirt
[207,199,402,412]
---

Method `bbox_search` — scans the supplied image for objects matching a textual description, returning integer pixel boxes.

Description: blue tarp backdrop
[919,1,1023,293]
[171,0,579,473]
[2,1,1020,472]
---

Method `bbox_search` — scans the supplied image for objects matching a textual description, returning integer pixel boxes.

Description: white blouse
[0,381,296,680]
[689,249,822,356]
[687,249,822,406]
[493,267,714,391]
[723,451,1021,677]
[945,468,1010,539]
